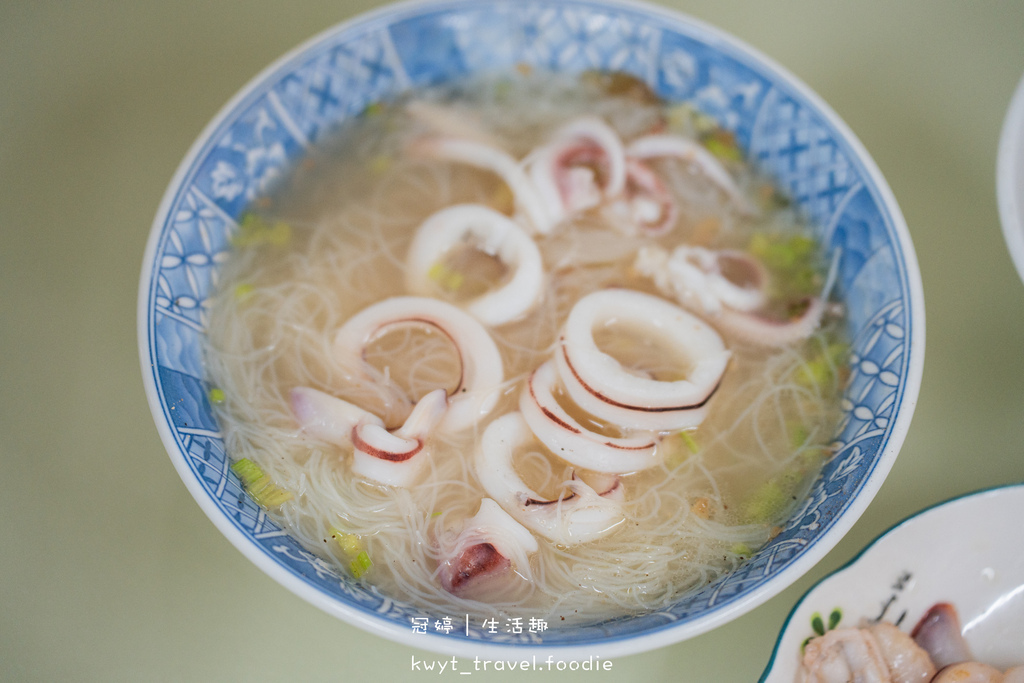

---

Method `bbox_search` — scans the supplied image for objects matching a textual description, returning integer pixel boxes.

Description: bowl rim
[758,482,1024,681]
[137,0,925,659]
[997,69,1024,287]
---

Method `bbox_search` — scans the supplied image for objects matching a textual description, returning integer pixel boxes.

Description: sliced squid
[635,245,768,316]
[627,133,754,214]
[519,360,661,474]
[799,628,892,683]
[634,244,832,348]
[289,385,378,445]
[406,136,553,233]
[555,289,730,432]
[527,116,627,227]
[333,296,504,433]
[289,387,447,487]
[911,603,973,669]
[405,204,544,326]
[602,158,679,236]
[475,412,625,545]
[799,624,937,683]
[799,604,1024,683]
[867,622,936,682]
[931,662,1006,683]
[350,389,448,487]
[714,296,827,348]
[438,498,538,595]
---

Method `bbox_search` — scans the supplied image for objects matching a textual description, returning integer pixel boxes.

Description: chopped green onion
[678,431,699,454]
[232,213,291,248]
[230,459,292,509]
[329,527,363,559]
[743,480,786,524]
[787,421,833,469]
[730,542,752,557]
[748,231,823,301]
[796,342,849,388]
[797,356,832,388]
[430,511,443,518]
[233,283,254,300]
[248,475,273,498]
[208,388,226,405]
[664,430,699,469]
[269,222,290,246]
[246,476,270,498]
[742,468,802,524]
[493,79,513,102]
[701,130,743,163]
[427,262,464,291]
[665,102,718,137]
[362,101,385,118]
[369,154,392,175]
[789,423,809,449]
[256,484,293,508]
[350,550,373,578]
[231,458,263,487]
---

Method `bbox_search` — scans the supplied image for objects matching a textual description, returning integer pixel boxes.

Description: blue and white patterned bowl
[137,0,924,658]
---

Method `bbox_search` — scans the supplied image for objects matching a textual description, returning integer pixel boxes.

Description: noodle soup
[205,73,847,626]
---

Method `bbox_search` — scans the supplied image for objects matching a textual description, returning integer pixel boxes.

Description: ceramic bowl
[760,484,1024,680]
[998,71,1024,286]
[138,0,924,658]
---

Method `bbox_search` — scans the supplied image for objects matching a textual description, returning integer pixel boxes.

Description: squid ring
[627,133,754,215]
[601,158,679,236]
[407,136,553,233]
[333,296,504,433]
[475,412,625,545]
[634,245,768,316]
[555,289,730,431]
[405,204,544,326]
[519,360,661,474]
[528,116,627,226]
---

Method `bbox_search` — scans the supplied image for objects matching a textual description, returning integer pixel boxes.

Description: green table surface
[3,2,1024,681]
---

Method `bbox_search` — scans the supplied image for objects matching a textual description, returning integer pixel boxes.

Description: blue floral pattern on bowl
[139,0,922,655]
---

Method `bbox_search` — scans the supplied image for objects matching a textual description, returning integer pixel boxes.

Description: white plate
[998,71,1024,286]
[761,484,1024,681]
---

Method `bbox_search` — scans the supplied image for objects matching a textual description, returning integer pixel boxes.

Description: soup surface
[206,73,847,626]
